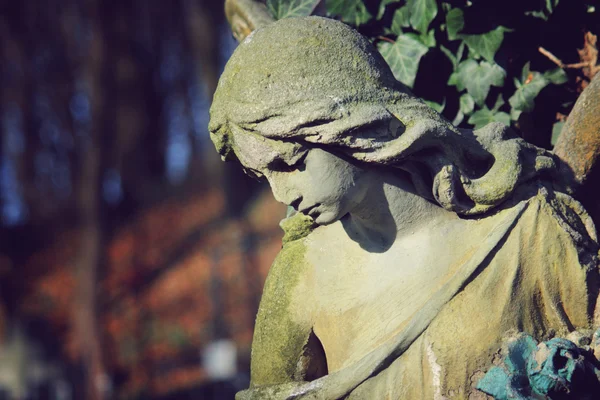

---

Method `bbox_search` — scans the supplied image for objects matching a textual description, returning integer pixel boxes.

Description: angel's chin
[314,210,343,226]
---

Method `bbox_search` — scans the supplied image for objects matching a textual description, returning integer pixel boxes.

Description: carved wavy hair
[209,16,560,216]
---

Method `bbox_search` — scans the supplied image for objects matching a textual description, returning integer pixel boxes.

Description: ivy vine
[264,0,599,148]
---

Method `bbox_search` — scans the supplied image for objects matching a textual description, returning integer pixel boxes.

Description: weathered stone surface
[554,73,600,235]
[209,16,600,399]
[554,73,600,186]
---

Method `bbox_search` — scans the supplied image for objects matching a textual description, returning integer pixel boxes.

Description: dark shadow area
[341,170,397,253]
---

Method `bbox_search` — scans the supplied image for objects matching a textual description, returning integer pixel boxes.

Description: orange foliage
[16,187,285,396]
[152,366,207,395]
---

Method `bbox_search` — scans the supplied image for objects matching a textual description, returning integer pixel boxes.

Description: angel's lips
[299,203,321,216]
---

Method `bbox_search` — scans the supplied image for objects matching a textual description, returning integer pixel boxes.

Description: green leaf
[546,0,560,13]
[525,0,559,20]
[424,98,446,113]
[405,31,436,48]
[267,0,321,19]
[448,72,458,86]
[378,0,399,19]
[543,68,568,84]
[421,30,437,47]
[456,41,465,63]
[440,45,457,69]
[521,62,531,82]
[459,93,475,114]
[408,0,438,33]
[513,77,522,89]
[508,72,549,113]
[455,60,506,105]
[378,35,429,88]
[446,8,464,40]
[440,42,465,71]
[391,6,411,35]
[460,26,507,62]
[551,121,564,145]
[491,93,505,112]
[452,110,465,126]
[326,0,373,26]
[511,108,522,121]
[525,10,549,20]
[468,107,510,128]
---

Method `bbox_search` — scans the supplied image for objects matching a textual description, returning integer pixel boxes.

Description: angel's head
[209,16,559,224]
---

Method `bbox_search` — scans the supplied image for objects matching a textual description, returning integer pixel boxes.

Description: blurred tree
[0,0,271,399]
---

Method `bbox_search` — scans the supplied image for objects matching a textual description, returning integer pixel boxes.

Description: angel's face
[232,131,371,225]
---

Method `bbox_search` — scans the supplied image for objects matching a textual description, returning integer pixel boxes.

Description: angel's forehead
[230,128,306,171]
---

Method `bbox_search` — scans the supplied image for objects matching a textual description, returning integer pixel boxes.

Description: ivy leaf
[326,0,372,26]
[508,67,567,119]
[525,0,559,20]
[543,68,568,84]
[405,31,436,48]
[547,0,560,13]
[460,27,507,62]
[521,62,531,82]
[448,72,458,86]
[267,0,321,19]
[441,45,456,67]
[440,42,465,71]
[508,72,549,115]
[456,41,465,63]
[452,111,465,126]
[455,60,506,106]
[526,10,549,20]
[468,107,510,128]
[391,6,411,35]
[424,98,446,113]
[513,77,522,89]
[460,93,475,115]
[408,0,438,33]
[453,93,475,126]
[377,0,399,20]
[445,8,464,40]
[421,30,437,47]
[491,93,505,112]
[378,35,429,88]
[510,108,521,121]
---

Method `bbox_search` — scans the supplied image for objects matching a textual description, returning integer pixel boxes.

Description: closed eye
[241,166,265,181]
[268,152,307,173]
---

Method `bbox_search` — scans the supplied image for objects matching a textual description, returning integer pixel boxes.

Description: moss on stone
[281,213,316,244]
[250,236,313,386]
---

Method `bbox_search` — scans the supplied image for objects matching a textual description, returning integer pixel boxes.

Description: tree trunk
[554,73,600,227]
[72,2,108,399]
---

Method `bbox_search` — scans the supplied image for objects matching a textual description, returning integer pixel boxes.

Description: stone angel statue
[208,16,600,399]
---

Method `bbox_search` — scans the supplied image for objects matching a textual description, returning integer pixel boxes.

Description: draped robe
[245,187,599,399]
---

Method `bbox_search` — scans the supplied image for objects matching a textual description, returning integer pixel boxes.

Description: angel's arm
[239,239,326,399]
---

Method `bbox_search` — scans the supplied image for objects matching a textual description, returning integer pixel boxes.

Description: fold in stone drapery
[283,200,529,399]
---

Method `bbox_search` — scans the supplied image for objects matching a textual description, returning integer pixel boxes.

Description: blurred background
[0,1,286,399]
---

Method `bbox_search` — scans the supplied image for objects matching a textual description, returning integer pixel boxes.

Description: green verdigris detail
[209,16,600,400]
[477,333,600,399]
